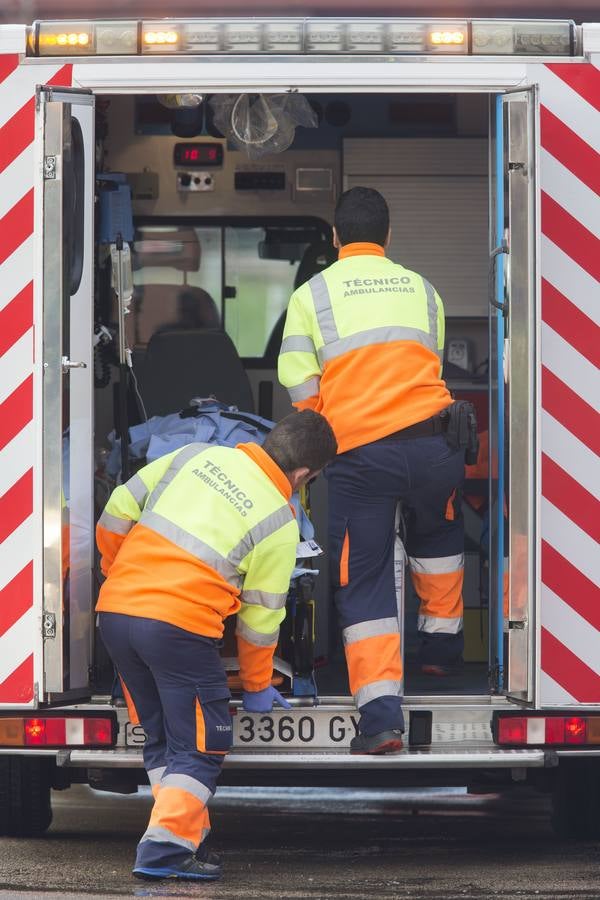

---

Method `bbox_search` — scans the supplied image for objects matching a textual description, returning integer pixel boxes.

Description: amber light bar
[29,18,575,57]
[0,715,116,748]
[495,713,600,747]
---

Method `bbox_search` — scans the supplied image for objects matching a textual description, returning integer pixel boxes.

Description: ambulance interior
[90,90,505,701]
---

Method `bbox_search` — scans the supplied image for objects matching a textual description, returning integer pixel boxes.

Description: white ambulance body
[0,14,598,838]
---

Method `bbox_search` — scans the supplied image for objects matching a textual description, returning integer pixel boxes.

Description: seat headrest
[294,241,336,290]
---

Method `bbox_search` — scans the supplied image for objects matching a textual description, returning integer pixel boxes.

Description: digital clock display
[173,143,223,167]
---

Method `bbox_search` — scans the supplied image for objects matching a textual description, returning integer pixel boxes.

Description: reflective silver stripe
[242,589,288,610]
[422,278,438,349]
[288,376,320,402]
[126,472,149,507]
[97,511,133,535]
[139,825,197,852]
[139,509,242,587]
[355,679,403,708]
[409,554,464,575]
[280,335,316,355]
[146,442,211,511]
[229,506,294,567]
[418,614,463,635]
[236,618,279,647]
[393,504,406,637]
[318,325,437,364]
[342,617,400,647]
[309,272,339,344]
[147,766,166,786]
[161,774,212,805]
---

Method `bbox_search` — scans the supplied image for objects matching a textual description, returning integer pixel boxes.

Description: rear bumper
[0,745,578,769]
[2,696,600,769]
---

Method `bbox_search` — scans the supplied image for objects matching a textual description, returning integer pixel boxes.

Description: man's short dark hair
[334,186,390,247]
[263,410,337,474]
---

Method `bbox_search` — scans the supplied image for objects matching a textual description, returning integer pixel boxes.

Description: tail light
[495,713,597,747]
[0,715,115,748]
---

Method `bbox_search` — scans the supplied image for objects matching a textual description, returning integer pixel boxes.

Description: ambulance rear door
[491,88,537,702]
[39,86,95,701]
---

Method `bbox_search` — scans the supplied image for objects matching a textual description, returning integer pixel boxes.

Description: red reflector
[498,717,527,744]
[45,718,66,744]
[83,718,113,746]
[565,716,587,744]
[24,718,45,745]
[545,717,565,744]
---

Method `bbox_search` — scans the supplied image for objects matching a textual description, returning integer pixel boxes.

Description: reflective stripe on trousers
[409,554,464,635]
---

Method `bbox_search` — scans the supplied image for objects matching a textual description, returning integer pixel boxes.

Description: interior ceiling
[2,0,597,23]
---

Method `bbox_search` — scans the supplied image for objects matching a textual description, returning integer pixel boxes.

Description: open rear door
[490,89,536,702]
[39,87,95,701]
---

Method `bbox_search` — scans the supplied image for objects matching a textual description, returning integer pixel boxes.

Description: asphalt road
[0,783,599,899]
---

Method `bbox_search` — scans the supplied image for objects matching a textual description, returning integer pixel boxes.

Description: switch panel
[176,171,215,192]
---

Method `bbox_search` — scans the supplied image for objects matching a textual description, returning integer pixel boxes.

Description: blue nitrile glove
[242,686,292,712]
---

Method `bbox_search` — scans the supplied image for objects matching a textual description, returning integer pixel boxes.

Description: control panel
[177,171,215,192]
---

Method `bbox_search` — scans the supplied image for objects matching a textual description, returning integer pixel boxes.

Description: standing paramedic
[278,187,467,755]
[96,411,337,881]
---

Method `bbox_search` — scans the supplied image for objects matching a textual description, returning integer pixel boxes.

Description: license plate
[234,710,360,749]
[126,710,360,750]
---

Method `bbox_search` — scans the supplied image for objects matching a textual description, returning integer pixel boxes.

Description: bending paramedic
[96,411,337,881]
[278,187,464,755]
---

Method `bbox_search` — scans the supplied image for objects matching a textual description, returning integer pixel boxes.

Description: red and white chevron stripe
[0,55,72,705]
[536,61,600,705]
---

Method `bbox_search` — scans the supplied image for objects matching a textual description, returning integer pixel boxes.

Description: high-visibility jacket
[96,442,299,691]
[278,243,452,454]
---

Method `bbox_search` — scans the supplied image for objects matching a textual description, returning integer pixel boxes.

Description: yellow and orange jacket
[96,442,299,691]
[278,243,452,453]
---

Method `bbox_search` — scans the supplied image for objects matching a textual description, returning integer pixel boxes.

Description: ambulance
[0,10,598,840]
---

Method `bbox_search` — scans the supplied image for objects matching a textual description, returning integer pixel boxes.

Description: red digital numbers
[175,143,221,167]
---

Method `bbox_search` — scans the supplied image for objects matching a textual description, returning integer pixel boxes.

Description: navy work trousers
[327,434,465,736]
[99,613,232,870]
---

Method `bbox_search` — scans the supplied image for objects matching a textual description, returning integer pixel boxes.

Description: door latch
[61,356,87,373]
[44,156,57,180]
[42,612,56,639]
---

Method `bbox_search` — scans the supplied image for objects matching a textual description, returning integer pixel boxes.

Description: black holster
[442,401,479,465]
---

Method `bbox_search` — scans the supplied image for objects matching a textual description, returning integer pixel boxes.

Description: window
[131,225,222,347]
[131,218,332,359]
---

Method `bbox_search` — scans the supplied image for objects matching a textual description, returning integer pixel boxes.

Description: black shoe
[133,849,222,881]
[195,842,221,871]
[350,729,404,755]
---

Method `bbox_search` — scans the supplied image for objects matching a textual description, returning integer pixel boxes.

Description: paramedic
[96,410,337,881]
[278,187,464,755]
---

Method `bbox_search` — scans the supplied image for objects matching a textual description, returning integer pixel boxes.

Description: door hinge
[44,155,57,180]
[42,612,56,639]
